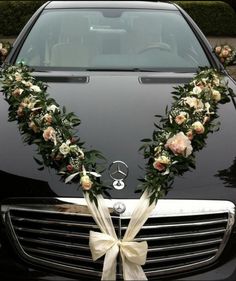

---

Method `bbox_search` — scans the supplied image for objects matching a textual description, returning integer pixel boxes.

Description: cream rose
[212,89,221,102]
[192,121,205,134]
[43,126,56,142]
[80,175,93,190]
[59,143,70,156]
[175,111,188,125]
[166,132,193,157]
[29,121,39,133]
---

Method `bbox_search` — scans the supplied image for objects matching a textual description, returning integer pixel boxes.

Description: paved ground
[1,36,236,79]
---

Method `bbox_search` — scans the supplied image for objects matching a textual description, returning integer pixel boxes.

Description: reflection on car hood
[0,71,236,202]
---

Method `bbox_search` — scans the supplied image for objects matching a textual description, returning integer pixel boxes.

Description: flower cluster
[214,44,236,66]
[0,41,11,62]
[140,68,235,204]
[0,64,106,203]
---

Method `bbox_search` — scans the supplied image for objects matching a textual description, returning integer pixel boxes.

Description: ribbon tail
[121,254,147,281]
[102,244,119,281]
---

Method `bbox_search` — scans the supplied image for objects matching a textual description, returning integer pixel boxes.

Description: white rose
[21,80,33,87]
[192,86,202,95]
[15,72,22,81]
[212,90,221,102]
[47,104,59,113]
[184,97,204,111]
[59,143,70,155]
[30,85,41,93]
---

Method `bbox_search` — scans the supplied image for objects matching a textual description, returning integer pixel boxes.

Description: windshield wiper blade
[85,67,161,72]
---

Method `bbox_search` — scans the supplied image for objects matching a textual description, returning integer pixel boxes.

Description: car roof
[45,1,178,10]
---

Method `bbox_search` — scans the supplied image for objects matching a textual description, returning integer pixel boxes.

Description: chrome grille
[1,199,235,279]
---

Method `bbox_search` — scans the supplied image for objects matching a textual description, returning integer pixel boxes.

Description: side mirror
[0,41,12,65]
[213,44,236,67]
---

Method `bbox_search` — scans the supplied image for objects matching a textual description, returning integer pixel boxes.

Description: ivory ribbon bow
[84,191,156,280]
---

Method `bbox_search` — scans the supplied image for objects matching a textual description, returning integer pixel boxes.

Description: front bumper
[1,197,236,281]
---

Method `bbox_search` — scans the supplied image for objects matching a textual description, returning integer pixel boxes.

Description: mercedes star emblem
[113,202,126,214]
[108,160,129,190]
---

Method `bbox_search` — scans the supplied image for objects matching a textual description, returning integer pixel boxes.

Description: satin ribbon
[84,191,156,280]
[89,231,148,280]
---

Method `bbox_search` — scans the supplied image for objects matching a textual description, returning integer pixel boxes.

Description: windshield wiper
[85,67,161,72]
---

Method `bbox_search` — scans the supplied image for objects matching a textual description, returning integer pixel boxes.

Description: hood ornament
[108,160,129,190]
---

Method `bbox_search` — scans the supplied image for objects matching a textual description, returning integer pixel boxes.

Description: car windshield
[16,8,210,71]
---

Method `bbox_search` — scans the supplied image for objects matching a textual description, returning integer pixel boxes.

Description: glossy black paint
[1,1,236,281]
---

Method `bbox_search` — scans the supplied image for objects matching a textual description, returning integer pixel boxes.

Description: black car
[1,1,236,280]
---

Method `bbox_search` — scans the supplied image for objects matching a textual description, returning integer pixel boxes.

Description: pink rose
[12,88,23,97]
[43,113,53,125]
[186,130,194,141]
[192,121,205,134]
[0,48,8,56]
[215,46,222,54]
[175,112,187,125]
[222,49,229,58]
[43,126,56,142]
[153,155,171,171]
[80,175,93,190]
[166,132,193,157]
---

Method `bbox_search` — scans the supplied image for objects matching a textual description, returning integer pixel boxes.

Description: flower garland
[1,63,236,280]
[0,64,235,206]
[214,44,236,66]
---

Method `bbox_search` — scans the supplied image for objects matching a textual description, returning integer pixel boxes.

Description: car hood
[1,71,236,202]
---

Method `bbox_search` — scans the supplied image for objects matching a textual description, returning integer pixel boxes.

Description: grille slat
[148,238,222,252]
[24,246,99,264]
[122,218,228,230]
[146,249,218,263]
[14,226,90,239]
[18,236,90,251]
[2,199,234,279]
[11,215,99,229]
[134,228,225,241]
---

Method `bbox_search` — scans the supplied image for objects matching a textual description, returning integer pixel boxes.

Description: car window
[16,9,210,71]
